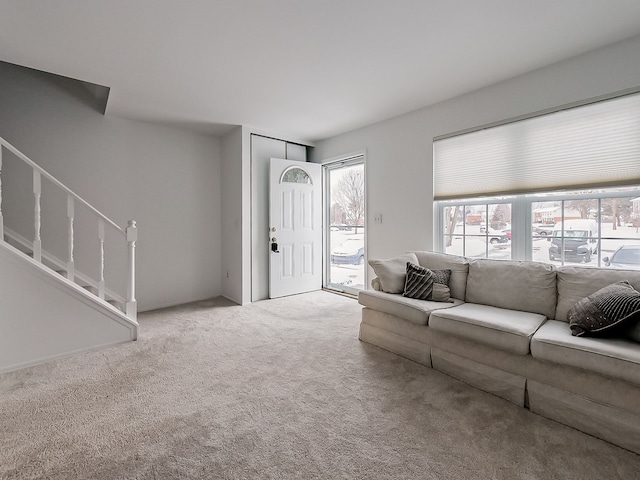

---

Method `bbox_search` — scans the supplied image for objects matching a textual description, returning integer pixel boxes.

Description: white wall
[0,62,222,311]
[311,35,640,269]
[220,127,243,304]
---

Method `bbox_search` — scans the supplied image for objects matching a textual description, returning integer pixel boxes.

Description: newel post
[125,220,137,320]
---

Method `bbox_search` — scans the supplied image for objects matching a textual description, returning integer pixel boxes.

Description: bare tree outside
[333,168,364,233]
[601,197,632,230]
[444,206,461,247]
[565,199,594,219]
[327,160,366,292]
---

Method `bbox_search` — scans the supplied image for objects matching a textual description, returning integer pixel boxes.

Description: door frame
[249,134,309,302]
[321,152,367,295]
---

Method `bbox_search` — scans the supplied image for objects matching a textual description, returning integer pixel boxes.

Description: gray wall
[311,35,640,278]
[0,62,222,311]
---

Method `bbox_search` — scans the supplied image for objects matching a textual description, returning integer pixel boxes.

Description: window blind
[433,91,640,200]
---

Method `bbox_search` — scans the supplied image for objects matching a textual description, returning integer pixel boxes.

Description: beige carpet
[1,290,639,480]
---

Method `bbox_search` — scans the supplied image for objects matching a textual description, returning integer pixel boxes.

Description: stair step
[107,299,124,312]
[56,269,67,276]
[83,285,99,296]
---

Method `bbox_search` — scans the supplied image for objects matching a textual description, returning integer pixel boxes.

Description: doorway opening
[324,155,366,295]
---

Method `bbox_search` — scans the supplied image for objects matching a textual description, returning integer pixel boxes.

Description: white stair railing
[0,136,137,321]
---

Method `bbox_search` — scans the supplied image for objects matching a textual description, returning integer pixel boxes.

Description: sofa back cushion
[411,251,469,301]
[368,253,419,294]
[556,267,640,322]
[465,258,557,318]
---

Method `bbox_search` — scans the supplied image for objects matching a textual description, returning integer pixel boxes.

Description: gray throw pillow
[368,253,419,294]
[403,262,452,302]
[431,283,453,303]
[431,268,452,286]
[568,281,640,337]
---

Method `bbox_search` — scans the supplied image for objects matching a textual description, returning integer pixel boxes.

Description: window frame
[322,153,367,296]
[435,187,640,266]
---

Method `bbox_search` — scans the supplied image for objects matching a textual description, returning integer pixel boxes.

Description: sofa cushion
[368,253,419,294]
[568,281,640,337]
[465,259,557,319]
[411,251,469,301]
[429,303,547,355]
[556,267,640,322]
[358,290,463,326]
[531,320,640,385]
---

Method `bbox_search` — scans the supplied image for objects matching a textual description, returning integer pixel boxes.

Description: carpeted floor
[1,290,639,479]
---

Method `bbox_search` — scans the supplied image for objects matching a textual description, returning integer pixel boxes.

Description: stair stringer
[3,226,127,307]
[0,242,139,373]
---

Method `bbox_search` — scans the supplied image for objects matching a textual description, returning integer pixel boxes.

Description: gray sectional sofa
[359,251,640,454]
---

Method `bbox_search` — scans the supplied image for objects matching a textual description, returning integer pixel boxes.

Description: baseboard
[221,294,241,305]
[139,294,224,312]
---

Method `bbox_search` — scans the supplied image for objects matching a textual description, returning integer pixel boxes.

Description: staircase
[0,137,138,373]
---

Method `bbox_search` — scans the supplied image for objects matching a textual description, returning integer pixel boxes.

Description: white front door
[269,158,322,298]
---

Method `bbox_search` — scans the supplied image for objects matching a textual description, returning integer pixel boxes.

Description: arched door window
[280,167,312,184]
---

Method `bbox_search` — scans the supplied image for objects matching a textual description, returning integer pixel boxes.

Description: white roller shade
[433,92,640,200]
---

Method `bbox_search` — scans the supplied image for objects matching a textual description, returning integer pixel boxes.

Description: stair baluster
[126,220,137,320]
[67,195,75,281]
[98,219,105,300]
[32,170,42,262]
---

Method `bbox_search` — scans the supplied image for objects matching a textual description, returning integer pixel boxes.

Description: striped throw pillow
[403,262,452,302]
[568,281,640,337]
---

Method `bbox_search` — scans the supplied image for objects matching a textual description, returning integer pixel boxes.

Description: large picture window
[436,187,640,270]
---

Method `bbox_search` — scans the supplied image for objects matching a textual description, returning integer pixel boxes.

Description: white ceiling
[1,1,640,142]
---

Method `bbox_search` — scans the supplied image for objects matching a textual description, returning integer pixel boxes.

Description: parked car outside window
[487,228,509,244]
[533,224,554,236]
[603,245,640,270]
[548,220,598,263]
[331,238,365,265]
